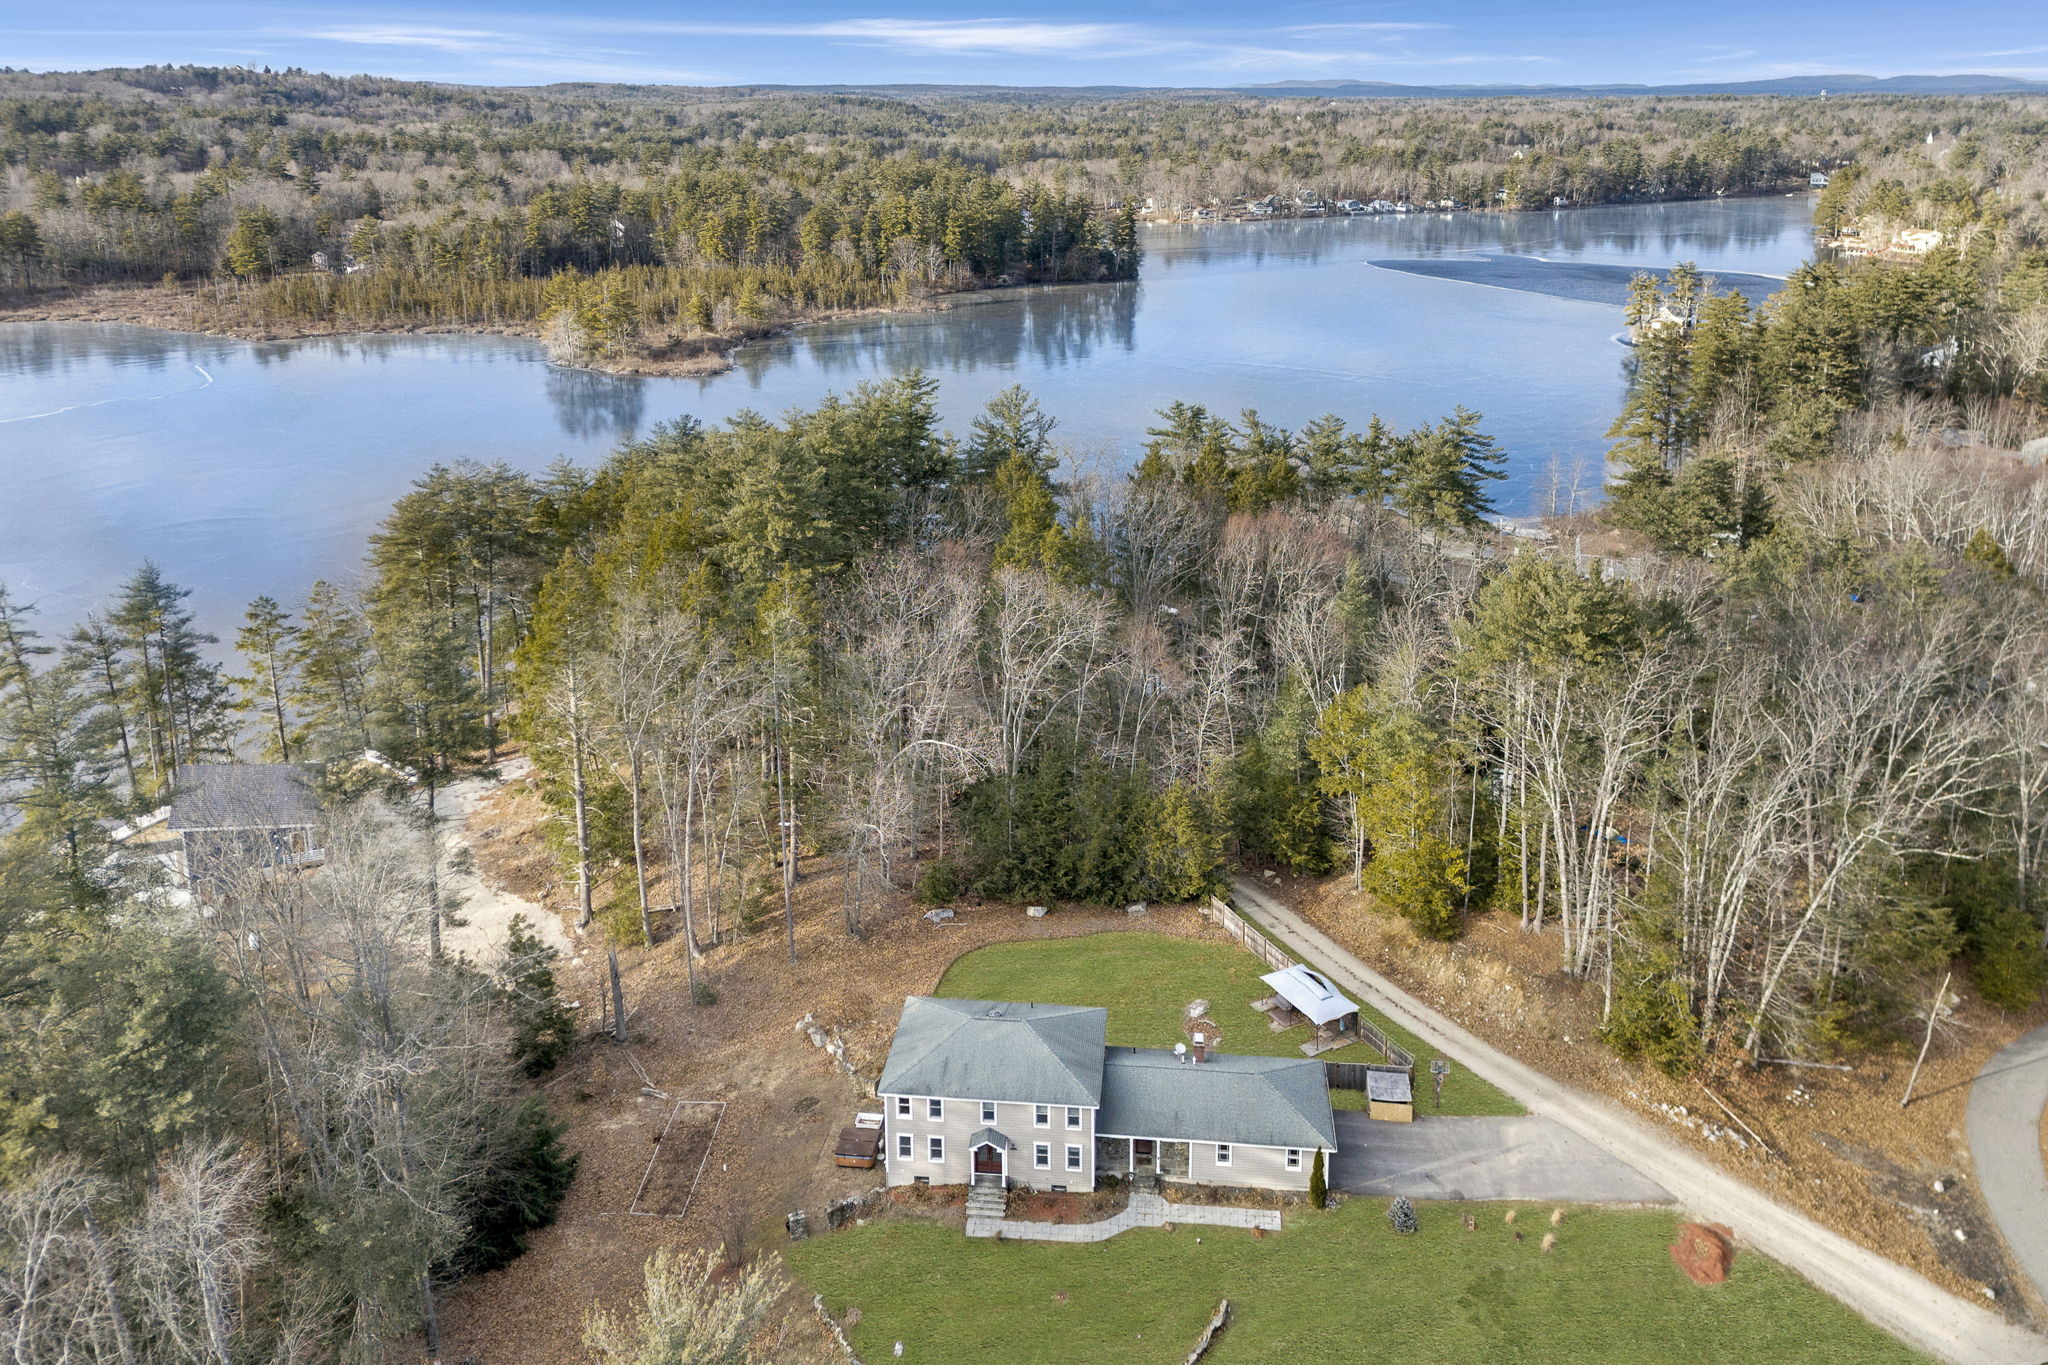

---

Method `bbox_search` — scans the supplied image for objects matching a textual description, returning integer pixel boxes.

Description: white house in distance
[875,997,1338,1194]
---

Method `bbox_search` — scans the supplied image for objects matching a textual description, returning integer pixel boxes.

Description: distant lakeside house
[876,997,1338,1194]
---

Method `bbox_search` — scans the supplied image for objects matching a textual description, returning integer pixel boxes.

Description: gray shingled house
[168,764,323,889]
[876,997,1337,1194]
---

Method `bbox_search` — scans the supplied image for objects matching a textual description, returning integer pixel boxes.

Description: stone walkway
[966,1191,1282,1241]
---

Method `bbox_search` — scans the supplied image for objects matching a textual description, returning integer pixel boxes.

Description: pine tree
[963,385,1058,481]
[234,596,299,762]
[1143,780,1225,903]
[1389,409,1505,531]
[368,602,482,813]
[109,563,229,797]
[1607,277,1696,530]
[288,580,374,758]
[1309,1147,1327,1209]
[498,915,574,1076]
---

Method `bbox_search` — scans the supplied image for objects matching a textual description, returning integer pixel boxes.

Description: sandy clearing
[437,756,577,966]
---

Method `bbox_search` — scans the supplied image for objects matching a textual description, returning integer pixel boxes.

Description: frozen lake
[0,195,1813,632]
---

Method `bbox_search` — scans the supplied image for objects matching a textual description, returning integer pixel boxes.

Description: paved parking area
[1331,1113,1673,1204]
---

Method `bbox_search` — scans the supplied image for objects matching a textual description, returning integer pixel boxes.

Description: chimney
[1192,1032,1207,1064]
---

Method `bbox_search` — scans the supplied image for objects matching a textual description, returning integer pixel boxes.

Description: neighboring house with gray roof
[168,763,323,889]
[878,996,1337,1194]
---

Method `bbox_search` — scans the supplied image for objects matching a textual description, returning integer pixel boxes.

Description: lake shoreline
[0,193,1813,375]
[0,283,1006,379]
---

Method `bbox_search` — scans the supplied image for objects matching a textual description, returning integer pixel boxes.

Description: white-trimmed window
[1065,1106,1082,1129]
[895,1096,910,1117]
[1034,1104,1050,1127]
[897,1133,913,1159]
[1285,1149,1302,1171]
[1066,1144,1083,1171]
[927,1098,943,1120]
[982,1101,996,1123]
[1034,1143,1051,1169]
[1215,1144,1232,1167]
[928,1135,945,1162]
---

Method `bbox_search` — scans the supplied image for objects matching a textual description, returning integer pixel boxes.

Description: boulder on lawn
[922,907,955,924]
[1126,903,1148,917]
[1670,1222,1735,1284]
[1026,905,1049,918]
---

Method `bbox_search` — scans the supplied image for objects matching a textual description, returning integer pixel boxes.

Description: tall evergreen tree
[288,579,375,758]
[369,603,482,813]
[109,563,229,797]
[962,384,1058,481]
[234,596,299,763]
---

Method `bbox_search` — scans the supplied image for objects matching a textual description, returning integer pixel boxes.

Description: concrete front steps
[965,1183,1009,1235]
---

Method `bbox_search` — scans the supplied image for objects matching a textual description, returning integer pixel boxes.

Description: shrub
[1972,903,2048,1011]
[1600,945,1702,1078]
[498,915,574,1077]
[1308,1149,1327,1210]
[1387,1196,1417,1234]
[915,859,962,906]
[456,1096,579,1274]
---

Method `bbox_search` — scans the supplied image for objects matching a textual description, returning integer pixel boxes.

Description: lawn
[788,1201,1928,1365]
[934,933,1523,1117]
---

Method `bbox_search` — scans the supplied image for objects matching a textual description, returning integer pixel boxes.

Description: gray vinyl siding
[1184,1140,1315,1191]
[880,1093,1095,1190]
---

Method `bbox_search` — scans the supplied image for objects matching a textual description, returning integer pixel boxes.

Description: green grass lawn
[934,933,1522,1117]
[788,1202,1928,1365]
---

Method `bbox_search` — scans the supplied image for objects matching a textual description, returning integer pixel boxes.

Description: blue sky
[12,0,2048,88]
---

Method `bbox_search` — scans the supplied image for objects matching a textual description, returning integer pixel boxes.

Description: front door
[1133,1139,1155,1170]
[973,1144,1002,1177]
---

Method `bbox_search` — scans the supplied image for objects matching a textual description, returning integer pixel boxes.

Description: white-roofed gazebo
[1257,965,1363,1055]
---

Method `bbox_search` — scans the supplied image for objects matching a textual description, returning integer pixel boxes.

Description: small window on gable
[1066,1106,1081,1129]
[982,1101,996,1124]
[1034,1104,1049,1127]
[927,1098,943,1120]
[895,1096,910,1117]
[1034,1143,1051,1169]
[1285,1149,1302,1171]
[1066,1144,1083,1171]
[1216,1143,1232,1167]
[928,1136,944,1162]
[897,1133,912,1159]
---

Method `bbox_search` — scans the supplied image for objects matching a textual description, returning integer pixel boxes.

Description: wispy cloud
[304,24,719,83]
[297,11,1551,83]
[578,17,1185,60]
[1278,22,1450,35]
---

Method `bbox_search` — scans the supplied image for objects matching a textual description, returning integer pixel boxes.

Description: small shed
[1366,1066,1414,1123]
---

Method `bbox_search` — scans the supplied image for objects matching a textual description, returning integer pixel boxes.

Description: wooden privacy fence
[1200,896,1415,1071]
[1324,1060,1417,1093]
[1201,895,1294,972]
